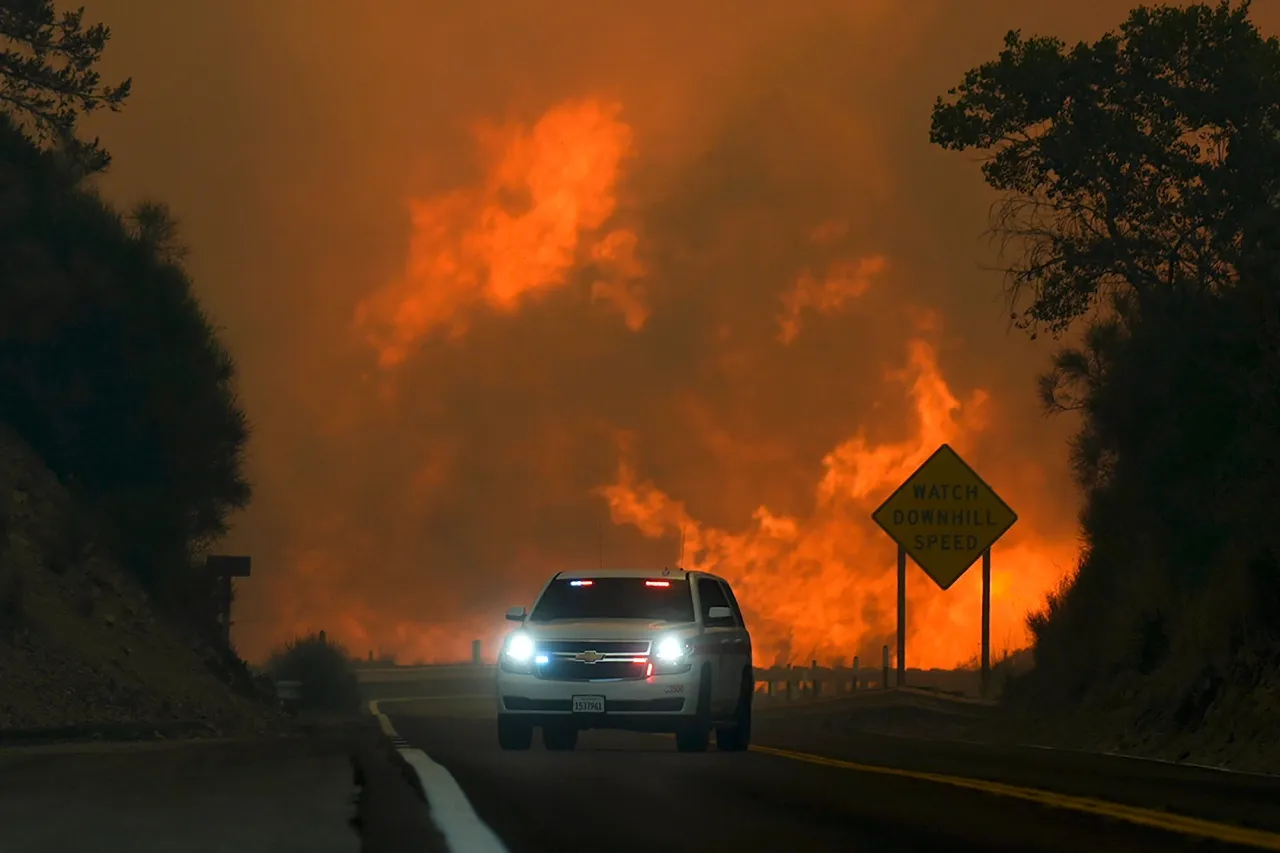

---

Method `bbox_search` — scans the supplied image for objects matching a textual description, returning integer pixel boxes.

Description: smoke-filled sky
[78,0,1277,668]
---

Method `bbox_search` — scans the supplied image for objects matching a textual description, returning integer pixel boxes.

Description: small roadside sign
[872,444,1017,591]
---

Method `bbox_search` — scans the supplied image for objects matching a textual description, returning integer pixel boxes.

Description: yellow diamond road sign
[872,444,1017,591]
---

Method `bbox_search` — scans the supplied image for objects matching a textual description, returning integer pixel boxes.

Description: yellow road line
[750,745,1280,850]
[369,701,1279,848]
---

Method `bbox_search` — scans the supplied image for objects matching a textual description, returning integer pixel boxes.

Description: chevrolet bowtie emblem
[574,650,604,663]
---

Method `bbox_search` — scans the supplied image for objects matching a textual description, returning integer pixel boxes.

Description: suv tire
[676,665,713,752]
[497,714,533,750]
[715,668,753,752]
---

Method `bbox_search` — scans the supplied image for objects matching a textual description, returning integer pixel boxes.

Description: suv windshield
[528,577,695,623]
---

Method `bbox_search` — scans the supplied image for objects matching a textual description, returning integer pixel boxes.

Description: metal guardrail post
[749,662,998,700]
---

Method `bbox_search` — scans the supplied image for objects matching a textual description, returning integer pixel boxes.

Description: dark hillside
[0,424,271,734]
[930,0,1280,769]
[0,114,250,598]
[0,3,267,735]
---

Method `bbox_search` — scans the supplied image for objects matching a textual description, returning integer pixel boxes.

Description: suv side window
[719,581,746,629]
[697,578,735,628]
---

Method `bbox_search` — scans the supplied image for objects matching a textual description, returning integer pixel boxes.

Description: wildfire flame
[599,333,1074,668]
[355,98,643,365]
[312,95,1078,670]
[778,255,887,344]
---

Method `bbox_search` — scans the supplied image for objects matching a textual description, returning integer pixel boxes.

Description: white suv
[495,568,753,753]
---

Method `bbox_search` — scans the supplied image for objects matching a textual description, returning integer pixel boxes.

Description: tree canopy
[0,1,131,173]
[931,1,1280,723]
[0,4,249,608]
[930,0,1280,335]
[0,116,251,589]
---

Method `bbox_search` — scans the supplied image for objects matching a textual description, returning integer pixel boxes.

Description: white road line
[368,699,509,853]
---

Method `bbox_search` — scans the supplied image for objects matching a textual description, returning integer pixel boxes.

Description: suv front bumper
[496,666,702,730]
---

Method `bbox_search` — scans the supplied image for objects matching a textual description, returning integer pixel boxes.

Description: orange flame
[294,95,1078,671]
[599,332,1075,669]
[356,98,642,366]
[778,254,887,344]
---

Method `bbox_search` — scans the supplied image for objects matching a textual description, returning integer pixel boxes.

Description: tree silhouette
[930,0,1280,336]
[0,4,250,612]
[0,113,250,598]
[0,0,131,173]
[931,0,1280,720]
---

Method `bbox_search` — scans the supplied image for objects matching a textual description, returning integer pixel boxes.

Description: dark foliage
[931,1,1280,712]
[0,114,251,595]
[0,0,131,174]
[267,632,362,713]
[930,0,1280,336]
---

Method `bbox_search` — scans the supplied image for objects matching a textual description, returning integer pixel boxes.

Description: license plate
[571,695,605,713]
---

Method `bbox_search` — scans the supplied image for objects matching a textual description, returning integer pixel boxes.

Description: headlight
[655,635,688,663]
[505,632,534,663]
[500,632,537,674]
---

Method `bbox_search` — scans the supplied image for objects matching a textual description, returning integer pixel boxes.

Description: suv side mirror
[707,605,732,621]
[505,606,527,622]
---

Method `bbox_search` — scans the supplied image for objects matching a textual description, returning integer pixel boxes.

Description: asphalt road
[0,720,449,853]
[365,667,1280,853]
[0,732,365,853]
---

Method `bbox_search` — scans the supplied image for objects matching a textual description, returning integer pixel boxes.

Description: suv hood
[521,619,695,640]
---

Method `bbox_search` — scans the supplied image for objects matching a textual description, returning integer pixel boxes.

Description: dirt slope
[0,426,276,735]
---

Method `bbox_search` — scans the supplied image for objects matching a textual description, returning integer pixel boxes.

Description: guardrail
[753,649,990,701]
[351,638,489,670]
[753,663,902,700]
[353,641,990,699]
[768,637,1011,699]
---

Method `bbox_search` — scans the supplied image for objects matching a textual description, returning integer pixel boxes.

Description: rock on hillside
[0,426,277,735]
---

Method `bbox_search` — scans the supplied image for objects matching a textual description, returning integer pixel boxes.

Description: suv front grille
[539,640,650,655]
[534,639,653,681]
[538,659,647,681]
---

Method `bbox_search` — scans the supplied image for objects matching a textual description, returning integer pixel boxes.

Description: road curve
[368,669,1280,853]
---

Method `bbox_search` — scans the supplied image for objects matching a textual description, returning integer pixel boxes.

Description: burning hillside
[301,93,1079,669]
[94,1,1115,670]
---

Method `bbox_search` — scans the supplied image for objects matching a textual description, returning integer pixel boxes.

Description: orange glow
[355,98,641,366]
[778,254,887,344]
[98,1,1139,677]
[589,228,649,331]
[238,80,1078,670]
[598,330,1075,669]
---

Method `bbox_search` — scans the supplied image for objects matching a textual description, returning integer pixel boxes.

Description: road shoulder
[752,707,1280,839]
[0,716,450,853]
